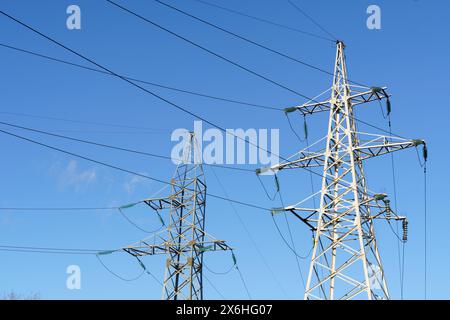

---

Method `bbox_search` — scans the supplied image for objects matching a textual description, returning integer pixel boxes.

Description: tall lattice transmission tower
[258,41,427,300]
[123,132,232,300]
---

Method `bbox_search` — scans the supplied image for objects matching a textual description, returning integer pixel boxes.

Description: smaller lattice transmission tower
[123,132,232,300]
[257,41,427,300]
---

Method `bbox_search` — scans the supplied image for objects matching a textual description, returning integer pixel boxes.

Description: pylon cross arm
[284,86,389,117]
[257,152,325,174]
[143,198,174,211]
[355,137,425,160]
[348,87,389,106]
[122,240,232,258]
[285,100,330,116]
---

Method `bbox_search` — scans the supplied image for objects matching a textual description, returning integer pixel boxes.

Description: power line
[387,115,406,299]
[107,1,378,138]
[0,128,270,212]
[0,120,254,173]
[0,245,108,255]
[191,0,335,42]
[101,2,382,183]
[0,43,280,112]
[118,208,165,234]
[279,192,307,293]
[0,9,297,173]
[96,254,146,282]
[0,7,387,202]
[234,262,252,299]
[155,0,337,77]
[0,11,339,193]
[0,9,232,131]
[287,0,337,41]
[203,274,227,300]
[106,0,314,101]
[354,116,407,140]
[0,207,118,212]
[424,163,428,299]
[208,166,288,298]
[0,8,344,187]
[204,260,235,276]
[0,110,171,133]
[0,127,169,184]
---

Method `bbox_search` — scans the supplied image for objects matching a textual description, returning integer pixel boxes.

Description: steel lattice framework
[258,41,426,300]
[123,132,231,300]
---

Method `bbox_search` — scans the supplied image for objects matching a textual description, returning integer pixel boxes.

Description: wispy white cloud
[123,175,148,194]
[59,160,96,190]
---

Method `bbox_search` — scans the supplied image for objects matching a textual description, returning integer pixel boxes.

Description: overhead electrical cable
[0,43,279,112]
[0,128,270,212]
[191,0,335,42]
[0,245,108,255]
[0,9,302,172]
[105,0,314,101]
[0,206,118,211]
[287,0,337,41]
[0,109,171,133]
[208,166,288,297]
[105,2,394,139]
[0,7,392,201]
[203,274,227,299]
[155,0,338,78]
[0,10,391,167]
[96,255,146,282]
[0,120,253,173]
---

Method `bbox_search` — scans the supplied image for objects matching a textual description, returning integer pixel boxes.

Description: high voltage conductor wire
[0,244,156,284]
[0,128,270,212]
[0,43,280,112]
[155,0,366,87]
[208,166,288,298]
[0,120,253,173]
[105,0,314,101]
[0,121,384,212]
[105,1,397,138]
[154,0,338,79]
[0,8,389,195]
[0,206,118,212]
[0,109,172,134]
[95,255,146,282]
[101,2,395,172]
[424,161,428,299]
[0,42,396,139]
[192,0,335,42]
[287,0,338,41]
[386,114,406,299]
[203,274,226,300]
[0,9,298,169]
[0,245,108,255]
[276,190,307,292]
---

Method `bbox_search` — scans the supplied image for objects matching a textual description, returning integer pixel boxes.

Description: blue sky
[0,0,448,299]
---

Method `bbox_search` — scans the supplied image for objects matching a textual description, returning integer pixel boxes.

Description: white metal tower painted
[258,41,426,300]
[123,132,232,300]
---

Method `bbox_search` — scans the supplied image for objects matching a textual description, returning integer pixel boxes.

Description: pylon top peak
[336,40,345,48]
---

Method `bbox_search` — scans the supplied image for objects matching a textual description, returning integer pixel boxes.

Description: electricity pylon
[258,41,426,300]
[123,132,232,300]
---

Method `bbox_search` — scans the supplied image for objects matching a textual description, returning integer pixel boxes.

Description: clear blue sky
[0,0,448,299]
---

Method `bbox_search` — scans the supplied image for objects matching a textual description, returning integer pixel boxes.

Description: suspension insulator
[384,199,391,218]
[402,219,408,242]
[423,143,428,162]
[386,97,392,116]
[303,116,308,140]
